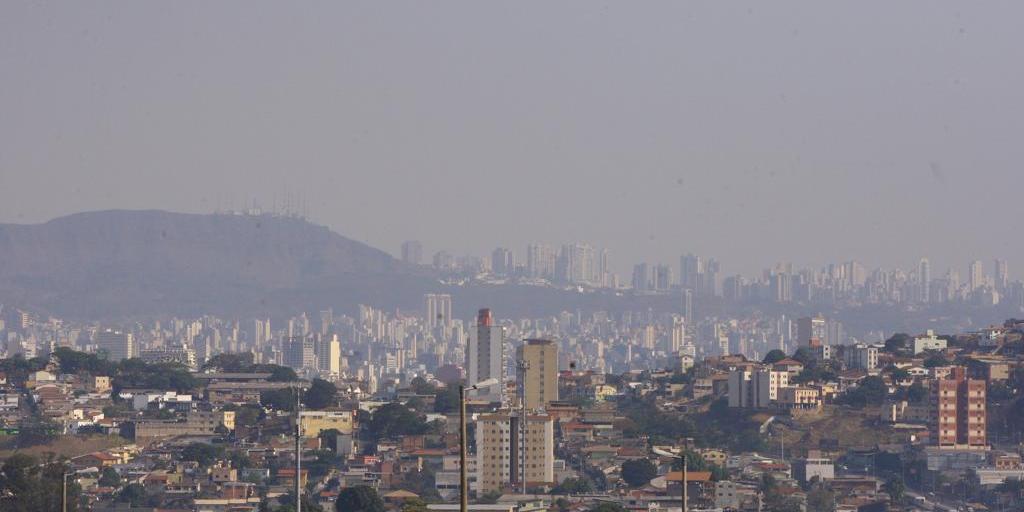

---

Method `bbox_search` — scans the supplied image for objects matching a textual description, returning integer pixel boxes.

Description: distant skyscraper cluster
[403,238,1021,310]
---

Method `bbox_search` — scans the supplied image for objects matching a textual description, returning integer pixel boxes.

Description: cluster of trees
[0,454,81,512]
[204,353,299,382]
[181,442,225,467]
[406,376,461,414]
[619,397,697,443]
[759,474,803,512]
[260,378,337,412]
[838,375,888,407]
[550,477,593,494]
[672,449,729,481]
[619,395,766,453]
[620,459,657,487]
[334,485,385,512]
[790,348,838,384]
[112,358,197,394]
[364,403,430,442]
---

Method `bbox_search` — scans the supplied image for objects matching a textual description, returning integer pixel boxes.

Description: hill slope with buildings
[0,210,432,319]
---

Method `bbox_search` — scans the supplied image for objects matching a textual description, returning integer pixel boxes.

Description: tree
[477,491,502,504]
[620,459,657,487]
[0,455,80,512]
[401,498,430,512]
[98,467,121,487]
[113,360,197,394]
[228,450,252,470]
[806,486,835,512]
[252,364,299,382]
[673,450,728,481]
[884,333,912,354]
[318,428,341,452]
[304,379,337,410]
[233,404,264,428]
[923,353,948,368]
[365,403,429,441]
[791,347,815,367]
[181,443,225,467]
[433,385,460,413]
[409,377,437,395]
[117,483,150,507]
[883,477,905,504]
[587,504,626,512]
[842,376,888,407]
[551,477,593,494]
[997,477,1023,494]
[261,388,297,411]
[907,381,928,403]
[53,347,117,376]
[888,366,911,383]
[16,415,60,447]
[203,352,255,372]
[763,349,787,364]
[277,491,324,512]
[335,485,385,512]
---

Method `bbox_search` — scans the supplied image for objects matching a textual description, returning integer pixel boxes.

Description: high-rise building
[728,368,789,408]
[969,260,984,291]
[631,263,650,291]
[95,329,134,361]
[843,344,878,370]
[283,336,315,370]
[526,244,556,279]
[557,243,596,285]
[517,339,558,410]
[797,316,827,347]
[491,248,514,276]
[597,249,611,287]
[319,309,333,336]
[704,258,721,296]
[670,316,686,354]
[467,308,505,401]
[995,259,1009,291]
[682,289,693,326]
[317,334,341,375]
[425,294,453,330]
[653,264,673,292]
[680,253,703,291]
[919,258,931,303]
[930,367,986,449]
[475,411,554,495]
[401,240,423,265]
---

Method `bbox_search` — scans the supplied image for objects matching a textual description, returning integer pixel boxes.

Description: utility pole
[295,385,302,512]
[517,359,530,495]
[780,429,785,461]
[62,471,69,512]
[682,453,687,512]
[459,384,468,512]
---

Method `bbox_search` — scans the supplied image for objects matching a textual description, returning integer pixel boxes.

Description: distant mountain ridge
[0,210,432,319]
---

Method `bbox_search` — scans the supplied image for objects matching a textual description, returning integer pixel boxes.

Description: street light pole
[517,360,530,495]
[459,378,497,512]
[295,385,303,512]
[459,384,468,512]
[62,471,69,512]
[682,453,687,512]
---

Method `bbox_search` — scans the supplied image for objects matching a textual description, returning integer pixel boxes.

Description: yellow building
[299,410,354,436]
[476,411,554,495]
[91,376,111,393]
[517,339,558,410]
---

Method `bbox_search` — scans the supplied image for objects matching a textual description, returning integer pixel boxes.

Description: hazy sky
[2,2,1022,278]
